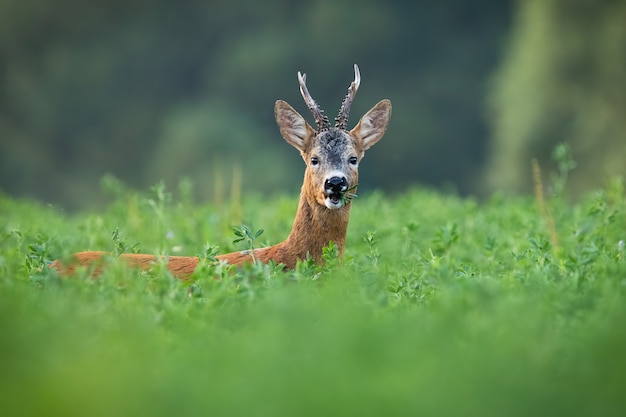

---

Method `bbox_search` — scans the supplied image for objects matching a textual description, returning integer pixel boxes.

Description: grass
[1,173,625,416]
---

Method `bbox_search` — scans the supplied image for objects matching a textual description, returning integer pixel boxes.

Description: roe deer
[51,65,391,278]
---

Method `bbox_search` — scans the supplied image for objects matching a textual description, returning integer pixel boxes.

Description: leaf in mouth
[340,184,358,205]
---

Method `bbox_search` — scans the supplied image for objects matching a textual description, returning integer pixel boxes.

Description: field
[1,174,626,416]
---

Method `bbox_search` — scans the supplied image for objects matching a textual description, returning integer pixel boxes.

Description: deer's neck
[218,186,352,269]
[281,188,351,264]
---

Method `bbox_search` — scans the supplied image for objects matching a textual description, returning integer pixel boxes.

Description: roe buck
[51,64,391,278]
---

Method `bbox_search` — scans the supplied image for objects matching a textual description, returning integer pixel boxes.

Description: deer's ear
[350,99,392,151]
[275,100,315,152]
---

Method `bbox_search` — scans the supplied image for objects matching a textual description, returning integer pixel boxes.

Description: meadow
[1,169,625,416]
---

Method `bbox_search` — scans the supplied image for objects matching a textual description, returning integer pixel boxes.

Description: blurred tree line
[486,0,626,197]
[0,0,623,210]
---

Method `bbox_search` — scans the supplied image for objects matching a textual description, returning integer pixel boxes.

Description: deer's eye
[311,156,320,166]
[348,157,358,165]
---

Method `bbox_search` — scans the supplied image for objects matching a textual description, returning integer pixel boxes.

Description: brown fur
[50,66,391,279]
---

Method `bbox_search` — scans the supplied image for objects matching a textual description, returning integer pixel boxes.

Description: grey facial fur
[313,129,354,168]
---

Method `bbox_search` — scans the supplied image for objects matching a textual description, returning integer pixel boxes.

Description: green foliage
[111,228,140,256]
[486,0,626,196]
[340,184,359,206]
[232,224,264,252]
[551,142,577,197]
[1,180,626,416]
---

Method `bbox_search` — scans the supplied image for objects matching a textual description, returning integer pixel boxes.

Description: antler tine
[298,70,330,132]
[335,64,361,130]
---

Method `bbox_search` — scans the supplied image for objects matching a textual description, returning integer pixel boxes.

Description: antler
[335,64,361,130]
[298,70,331,132]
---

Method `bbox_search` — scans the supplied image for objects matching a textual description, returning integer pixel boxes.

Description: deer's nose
[325,176,348,194]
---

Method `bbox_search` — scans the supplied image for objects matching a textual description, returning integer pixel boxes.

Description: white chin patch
[324,196,344,210]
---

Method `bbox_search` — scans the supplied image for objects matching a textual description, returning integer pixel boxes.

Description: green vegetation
[1,167,625,416]
[486,0,626,196]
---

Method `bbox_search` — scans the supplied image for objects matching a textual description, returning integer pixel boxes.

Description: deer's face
[274,65,391,210]
[275,99,391,210]
[304,128,360,209]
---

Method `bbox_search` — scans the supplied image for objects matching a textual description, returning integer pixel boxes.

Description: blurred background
[1,0,624,211]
